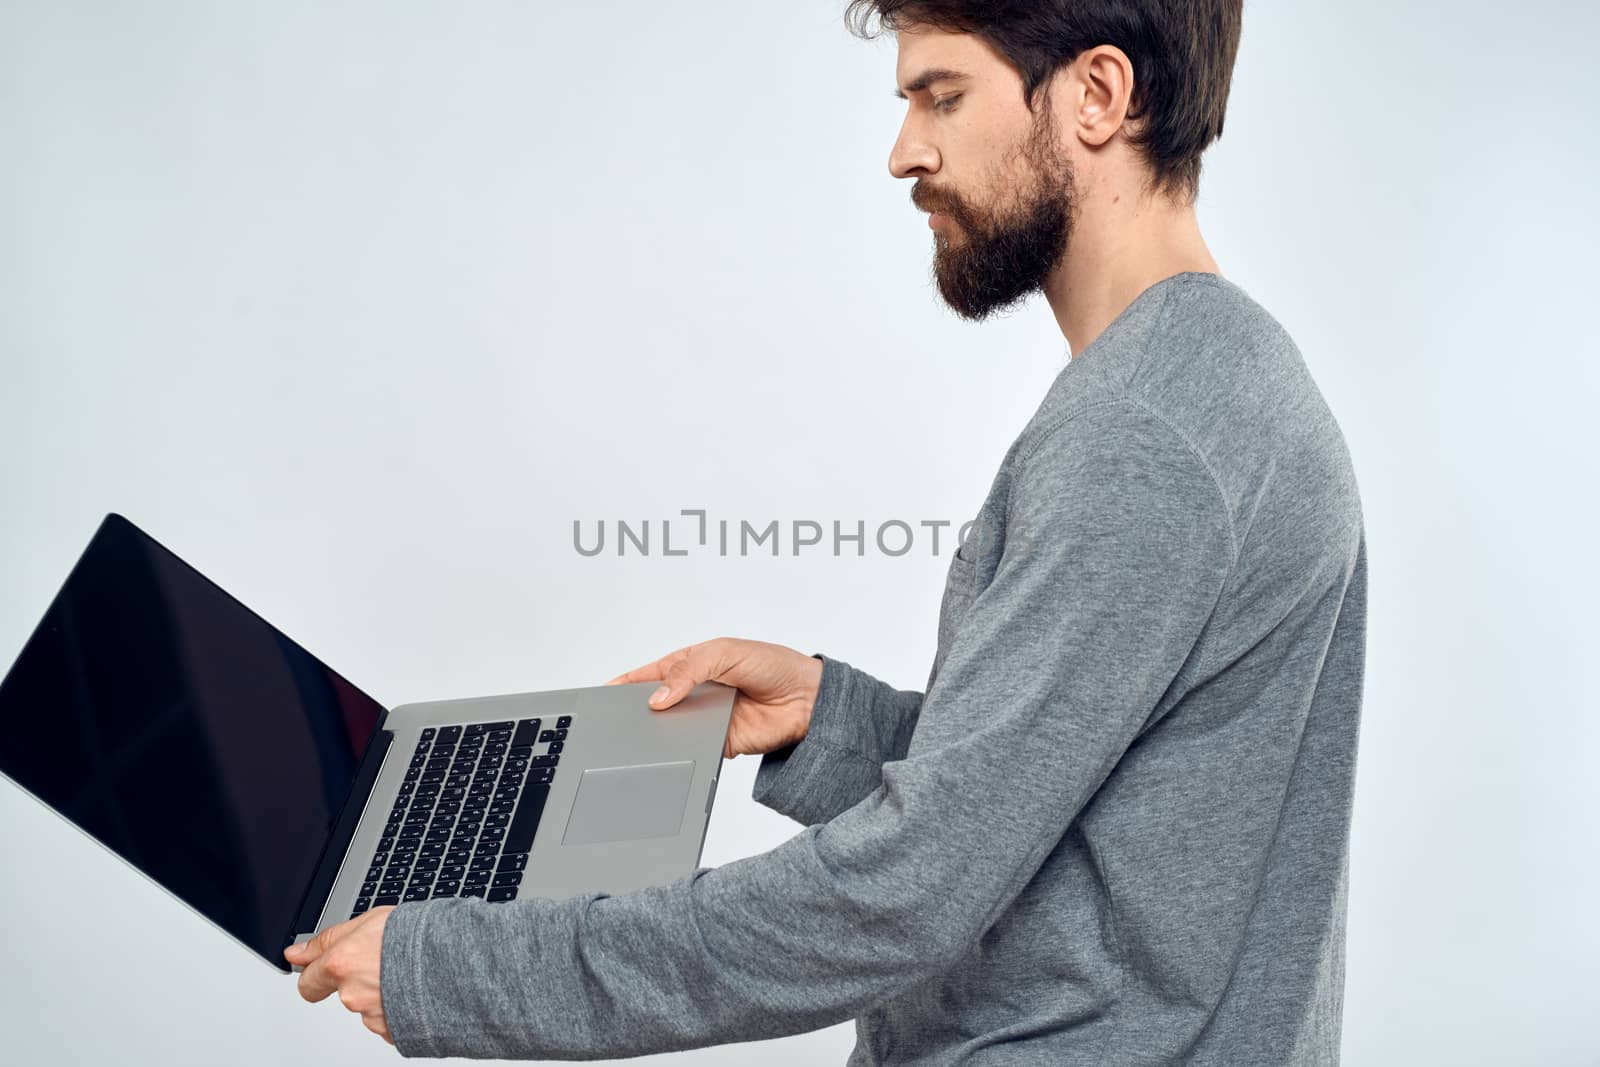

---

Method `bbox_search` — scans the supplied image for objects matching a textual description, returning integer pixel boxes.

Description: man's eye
[934,94,962,112]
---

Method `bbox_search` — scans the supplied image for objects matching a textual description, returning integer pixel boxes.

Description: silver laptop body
[298,679,735,950]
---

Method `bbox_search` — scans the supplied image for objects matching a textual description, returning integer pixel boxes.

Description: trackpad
[561,761,696,846]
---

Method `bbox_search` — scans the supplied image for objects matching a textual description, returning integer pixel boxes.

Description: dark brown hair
[845,0,1243,203]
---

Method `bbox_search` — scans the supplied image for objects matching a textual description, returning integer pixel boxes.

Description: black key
[360,880,378,896]
[484,812,509,829]
[432,881,460,897]
[469,855,495,872]
[420,770,445,785]
[379,879,406,895]
[399,826,424,840]
[503,783,551,854]
[415,856,440,872]
[529,766,555,785]
[464,871,491,887]
[366,864,384,882]
[497,852,528,872]
[441,864,467,880]
[492,871,522,888]
[445,849,472,866]
[437,725,462,744]
[426,756,451,772]
[479,826,506,845]
[530,754,558,767]
[486,728,512,745]
[351,898,371,916]
[445,774,471,790]
[538,729,555,743]
[403,887,430,902]
[547,741,564,754]
[465,723,489,736]
[425,828,451,844]
[432,744,457,760]
[553,728,568,741]
[385,865,412,881]
[511,719,540,747]
[374,894,400,906]
[475,839,500,857]
[420,727,436,741]
[483,742,507,758]
[461,886,487,899]
[507,744,532,760]
[442,786,466,802]
[488,886,518,902]
[556,715,572,729]
[490,798,515,815]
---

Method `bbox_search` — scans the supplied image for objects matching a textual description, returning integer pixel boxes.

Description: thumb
[285,926,334,963]
[649,656,707,710]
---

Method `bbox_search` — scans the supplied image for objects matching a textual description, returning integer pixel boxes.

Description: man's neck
[1044,190,1221,358]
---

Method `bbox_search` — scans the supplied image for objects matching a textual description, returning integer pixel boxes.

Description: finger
[284,919,346,966]
[296,956,339,1004]
[604,654,679,686]
[651,640,732,710]
[363,1013,391,1040]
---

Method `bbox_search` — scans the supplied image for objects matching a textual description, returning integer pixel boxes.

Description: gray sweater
[380,271,1367,1064]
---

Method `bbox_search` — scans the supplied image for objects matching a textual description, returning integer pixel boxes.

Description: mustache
[912,186,959,216]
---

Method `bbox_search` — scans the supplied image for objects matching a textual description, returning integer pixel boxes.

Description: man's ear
[1071,45,1136,149]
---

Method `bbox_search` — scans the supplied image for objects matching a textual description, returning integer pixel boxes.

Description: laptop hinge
[287,717,394,944]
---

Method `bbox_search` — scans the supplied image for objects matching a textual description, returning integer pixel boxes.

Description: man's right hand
[604,637,823,760]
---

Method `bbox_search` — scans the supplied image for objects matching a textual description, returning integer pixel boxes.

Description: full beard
[930,122,1076,322]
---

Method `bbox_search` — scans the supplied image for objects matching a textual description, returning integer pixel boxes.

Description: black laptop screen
[0,514,386,965]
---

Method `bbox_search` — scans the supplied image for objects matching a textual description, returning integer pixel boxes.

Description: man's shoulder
[1015,275,1362,558]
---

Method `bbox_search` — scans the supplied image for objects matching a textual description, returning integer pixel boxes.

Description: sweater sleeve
[378,399,1236,1060]
[749,653,924,826]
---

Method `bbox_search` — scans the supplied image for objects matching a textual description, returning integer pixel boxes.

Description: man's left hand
[284,905,397,1046]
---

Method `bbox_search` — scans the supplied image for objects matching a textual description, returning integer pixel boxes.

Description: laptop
[0,513,735,973]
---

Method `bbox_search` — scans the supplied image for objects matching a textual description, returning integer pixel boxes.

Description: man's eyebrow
[892,68,971,100]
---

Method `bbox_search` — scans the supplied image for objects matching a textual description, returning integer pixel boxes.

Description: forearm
[751,653,924,825]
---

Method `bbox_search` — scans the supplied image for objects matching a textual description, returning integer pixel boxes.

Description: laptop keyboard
[349,714,574,916]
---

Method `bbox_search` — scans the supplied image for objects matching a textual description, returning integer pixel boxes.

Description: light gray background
[2,1,1595,1063]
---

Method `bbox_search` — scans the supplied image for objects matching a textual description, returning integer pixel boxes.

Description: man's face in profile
[890,25,1078,321]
